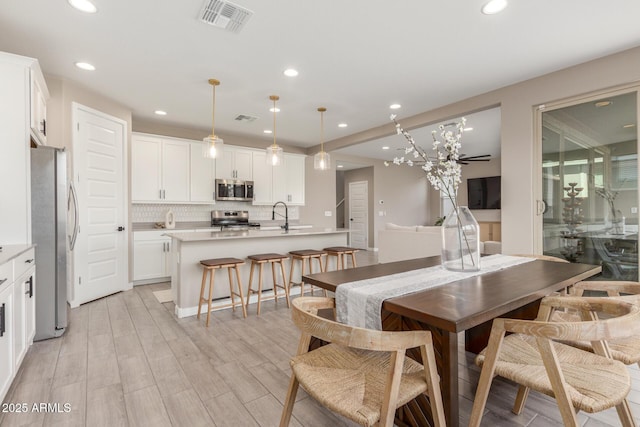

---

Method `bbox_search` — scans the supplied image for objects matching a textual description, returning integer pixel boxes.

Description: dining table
[302,255,601,427]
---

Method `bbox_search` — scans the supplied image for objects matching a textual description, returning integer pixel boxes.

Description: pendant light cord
[272,97,277,148]
[211,84,216,137]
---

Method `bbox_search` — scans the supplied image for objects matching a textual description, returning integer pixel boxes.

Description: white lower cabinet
[133,231,171,282]
[0,282,14,402]
[14,267,35,369]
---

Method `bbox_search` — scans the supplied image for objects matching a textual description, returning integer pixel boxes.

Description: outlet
[379,211,386,217]
[324,211,332,217]
[632,207,638,214]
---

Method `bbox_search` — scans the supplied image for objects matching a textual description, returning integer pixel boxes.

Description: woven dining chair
[469,296,640,427]
[552,281,640,368]
[279,297,446,427]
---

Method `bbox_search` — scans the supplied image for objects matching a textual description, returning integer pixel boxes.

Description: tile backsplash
[132,202,299,223]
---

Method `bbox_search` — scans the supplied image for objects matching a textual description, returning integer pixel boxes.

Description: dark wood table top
[303,256,602,333]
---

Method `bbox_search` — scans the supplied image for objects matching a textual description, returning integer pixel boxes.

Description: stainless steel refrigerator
[31,146,68,340]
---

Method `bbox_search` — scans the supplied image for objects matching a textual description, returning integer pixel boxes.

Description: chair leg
[469,327,506,427]
[288,257,296,296]
[246,261,255,311]
[197,267,207,320]
[614,399,636,427]
[279,374,300,427]
[257,262,264,315]
[271,261,279,303]
[512,385,530,415]
[279,260,291,308]
[227,267,236,312]
[234,265,247,318]
[420,343,446,427]
[205,267,215,327]
[300,258,306,296]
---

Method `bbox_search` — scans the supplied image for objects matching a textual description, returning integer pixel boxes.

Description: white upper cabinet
[189,141,216,203]
[132,134,162,202]
[131,133,191,203]
[0,52,47,244]
[30,69,49,146]
[217,146,253,181]
[252,151,273,205]
[161,140,190,202]
[258,153,306,206]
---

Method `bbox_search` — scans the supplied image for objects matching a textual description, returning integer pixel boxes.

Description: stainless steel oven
[215,179,254,201]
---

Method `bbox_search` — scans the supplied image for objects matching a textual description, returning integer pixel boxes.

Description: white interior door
[72,104,128,306]
[348,181,368,249]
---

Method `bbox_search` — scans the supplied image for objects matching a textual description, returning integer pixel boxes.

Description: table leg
[440,329,460,427]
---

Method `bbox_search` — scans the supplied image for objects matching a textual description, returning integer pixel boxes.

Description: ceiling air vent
[199,0,253,34]
[234,114,258,123]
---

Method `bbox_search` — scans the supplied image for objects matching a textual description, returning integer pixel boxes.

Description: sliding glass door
[540,90,638,280]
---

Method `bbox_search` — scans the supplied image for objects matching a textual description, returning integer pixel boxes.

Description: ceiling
[1,0,639,155]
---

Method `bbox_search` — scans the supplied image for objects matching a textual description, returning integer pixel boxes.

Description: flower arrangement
[387,115,480,271]
[386,114,465,208]
[595,183,625,233]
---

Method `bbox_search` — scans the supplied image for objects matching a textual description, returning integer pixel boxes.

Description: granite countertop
[165,228,349,242]
[0,244,35,266]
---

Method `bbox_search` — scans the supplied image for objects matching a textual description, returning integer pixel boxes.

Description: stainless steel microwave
[215,179,254,201]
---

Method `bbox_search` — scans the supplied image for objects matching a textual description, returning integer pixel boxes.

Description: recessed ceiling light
[338,123,348,128]
[389,104,401,109]
[263,129,272,134]
[382,146,390,150]
[623,124,636,128]
[481,0,508,15]
[269,107,280,113]
[283,68,298,77]
[154,110,167,116]
[595,100,612,108]
[463,127,474,131]
[68,0,97,13]
[337,164,344,168]
[75,62,95,71]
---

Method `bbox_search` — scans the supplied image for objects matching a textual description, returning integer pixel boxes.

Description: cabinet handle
[0,303,5,338]
[0,278,6,286]
[41,119,46,136]
[163,189,166,199]
[159,189,163,199]
[25,259,34,264]
[26,276,33,298]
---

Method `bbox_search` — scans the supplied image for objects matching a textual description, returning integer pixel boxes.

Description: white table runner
[336,254,536,330]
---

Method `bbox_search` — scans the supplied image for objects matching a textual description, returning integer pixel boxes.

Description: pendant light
[203,78,223,159]
[265,95,283,166]
[313,107,331,170]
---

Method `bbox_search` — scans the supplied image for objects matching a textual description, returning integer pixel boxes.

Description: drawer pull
[25,259,34,264]
[0,303,5,338]
[0,278,6,286]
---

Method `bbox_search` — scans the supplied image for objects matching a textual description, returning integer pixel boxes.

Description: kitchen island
[165,228,349,318]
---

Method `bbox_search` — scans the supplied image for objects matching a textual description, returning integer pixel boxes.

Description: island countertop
[167,227,350,318]
[165,227,349,242]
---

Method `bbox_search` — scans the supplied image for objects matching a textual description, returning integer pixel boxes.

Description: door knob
[117,226,125,231]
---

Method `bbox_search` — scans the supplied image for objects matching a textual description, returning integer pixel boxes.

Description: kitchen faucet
[272,201,289,231]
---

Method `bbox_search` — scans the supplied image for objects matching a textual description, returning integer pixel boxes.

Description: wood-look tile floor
[2,250,639,427]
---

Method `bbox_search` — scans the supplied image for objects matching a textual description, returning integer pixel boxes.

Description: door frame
[533,83,640,254]
[348,180,369,249]
[70,102,129,307]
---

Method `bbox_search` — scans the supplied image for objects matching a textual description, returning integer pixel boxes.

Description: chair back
[291,296,430,352]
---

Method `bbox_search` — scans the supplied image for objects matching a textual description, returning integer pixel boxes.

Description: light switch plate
[632,207,638,214]
[324,211,332,217]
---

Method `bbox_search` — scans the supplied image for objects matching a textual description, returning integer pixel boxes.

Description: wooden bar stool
[245,253,290,315]
[197,257,247,327]
[288,249,326,296]
[323,246,359,271]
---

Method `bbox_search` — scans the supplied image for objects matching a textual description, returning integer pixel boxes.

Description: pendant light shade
[313,107,331,170]
[203,78,223,159]
[266,95,283,166]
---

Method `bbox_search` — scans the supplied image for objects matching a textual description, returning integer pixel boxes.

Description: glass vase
[441,206,481,272]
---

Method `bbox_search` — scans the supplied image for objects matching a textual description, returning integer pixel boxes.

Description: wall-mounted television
[467,176,501,209]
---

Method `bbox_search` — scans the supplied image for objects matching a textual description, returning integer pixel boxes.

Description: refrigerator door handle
[68,181,79,251]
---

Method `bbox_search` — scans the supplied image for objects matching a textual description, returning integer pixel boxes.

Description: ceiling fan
[453,154,491,165]
[394,148,491,165]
